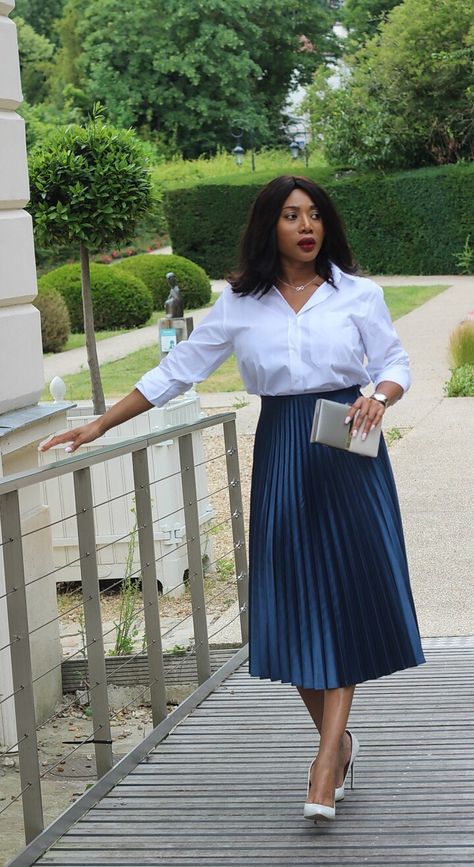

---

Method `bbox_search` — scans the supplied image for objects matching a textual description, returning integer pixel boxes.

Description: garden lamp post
[231,125,256,172]
[288,117,309,168]
[232,144,245,167]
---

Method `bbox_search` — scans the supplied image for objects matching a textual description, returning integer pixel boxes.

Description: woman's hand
[344,396,385,441]
[39,419,104,455]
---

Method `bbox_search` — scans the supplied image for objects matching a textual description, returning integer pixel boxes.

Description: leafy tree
[13,0,66,44]
[28,114,153,413]
[342,0,402,43]
[53,0,336,156]
[305,0,474,169]
[15,17,55,105]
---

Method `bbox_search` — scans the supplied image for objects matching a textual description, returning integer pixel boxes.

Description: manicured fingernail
[370,424,376,432]
[352,428,358,438]
[65,446,73,453]
[362,432,367,441]
[344,416,351,424]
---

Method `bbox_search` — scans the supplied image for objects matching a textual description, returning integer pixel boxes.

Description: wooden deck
[33,637,474,865]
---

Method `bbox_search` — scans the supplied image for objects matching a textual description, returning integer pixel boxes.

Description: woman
[41,176,426,823]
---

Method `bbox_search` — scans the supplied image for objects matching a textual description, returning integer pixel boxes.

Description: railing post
[178,433,211,684]
[132,448,168,727]
[0,490,44,843]
[73,467,113,778]
[223,419,249,644]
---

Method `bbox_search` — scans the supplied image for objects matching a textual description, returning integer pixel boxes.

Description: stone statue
[164,272,184,318]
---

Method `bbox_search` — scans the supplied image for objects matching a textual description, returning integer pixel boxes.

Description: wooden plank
[29,639,474,866]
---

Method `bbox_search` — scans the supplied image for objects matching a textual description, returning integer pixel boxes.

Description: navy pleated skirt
[248,386,426,690]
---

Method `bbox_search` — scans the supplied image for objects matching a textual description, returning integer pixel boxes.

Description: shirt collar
[329,262,359,288]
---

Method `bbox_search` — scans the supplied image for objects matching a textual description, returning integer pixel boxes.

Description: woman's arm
[40,289,234,454]
[39,389,153,454]
[347,283,410,438]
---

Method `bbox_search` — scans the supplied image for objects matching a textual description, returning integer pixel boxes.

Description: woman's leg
[298,685,356,805]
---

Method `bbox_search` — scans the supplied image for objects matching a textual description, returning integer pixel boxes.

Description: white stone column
[0,1,67,746]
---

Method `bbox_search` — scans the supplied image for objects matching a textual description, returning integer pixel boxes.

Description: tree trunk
[80,242,106,415]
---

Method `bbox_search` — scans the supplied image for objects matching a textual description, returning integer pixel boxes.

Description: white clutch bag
[310,398,381,458]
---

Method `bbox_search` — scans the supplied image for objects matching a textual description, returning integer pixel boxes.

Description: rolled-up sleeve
[360,284,412,392]
[135,290,233,406]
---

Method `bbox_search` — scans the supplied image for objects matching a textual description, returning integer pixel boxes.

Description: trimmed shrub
[34,288,71,353]
[445,364,474,397]
[164,163,474,277]
[38,263,153,332]
[117,253,211,310]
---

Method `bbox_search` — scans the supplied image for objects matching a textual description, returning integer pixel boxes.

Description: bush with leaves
[28,113,153,412]
[305,0,474,169]
[445,364,474,397]
[117,254,211,310]
[34,287,70,352]
[39,263,153,332]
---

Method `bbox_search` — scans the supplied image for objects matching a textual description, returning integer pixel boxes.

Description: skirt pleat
[248,387,426,690]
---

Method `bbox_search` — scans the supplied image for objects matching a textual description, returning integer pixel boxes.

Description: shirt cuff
[375,365,411,393]
[135,372,191,407]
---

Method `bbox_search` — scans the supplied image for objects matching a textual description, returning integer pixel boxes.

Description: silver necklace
[278,275,319,293]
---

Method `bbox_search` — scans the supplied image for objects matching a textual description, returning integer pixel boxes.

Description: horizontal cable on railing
[205,583,237,610]
[197,484,230,503]
[207,606,244,643]
[194,451,227,469]
[0,782,32,817]
[103,638,154,683]
[91,486,137,511]
[203,547,237,574]
[160,608,194,641]
[0,681,25,708]
[201,515,232,536]
[18,508,81,542]
[108,677,160,720]
[149,467,184,487]
[16,524,144,598]
[0,635,20,655]
[30,571,138,644]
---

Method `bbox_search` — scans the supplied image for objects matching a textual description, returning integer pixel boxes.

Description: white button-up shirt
[136,263,411,406]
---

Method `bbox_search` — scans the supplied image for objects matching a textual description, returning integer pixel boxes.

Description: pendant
[295,285,305,292]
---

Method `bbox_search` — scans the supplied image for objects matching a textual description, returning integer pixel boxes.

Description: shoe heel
[350,761,355,790]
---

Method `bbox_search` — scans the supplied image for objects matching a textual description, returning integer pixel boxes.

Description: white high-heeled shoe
[303,758,336,822]
[335,730,360,802]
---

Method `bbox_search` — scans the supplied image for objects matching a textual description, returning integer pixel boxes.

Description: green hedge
[117,253,211,310]
[164,164,474,277]
[39,263,153,332]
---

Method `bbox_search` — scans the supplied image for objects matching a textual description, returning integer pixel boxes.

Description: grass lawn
[381,283,448,319]
[42,284,448,401]
[48,293,220,354]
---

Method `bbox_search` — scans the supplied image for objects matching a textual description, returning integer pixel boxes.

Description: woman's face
[276,188,325,266]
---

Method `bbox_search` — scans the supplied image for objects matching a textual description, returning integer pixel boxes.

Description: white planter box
[40,394,215,595]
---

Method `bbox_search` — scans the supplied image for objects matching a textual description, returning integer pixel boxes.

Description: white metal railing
[0,412,248,863]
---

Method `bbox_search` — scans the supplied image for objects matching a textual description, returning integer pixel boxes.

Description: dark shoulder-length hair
[228,175,357,296]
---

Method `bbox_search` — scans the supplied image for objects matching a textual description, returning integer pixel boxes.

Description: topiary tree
[28,110,153,413]
[117,253,211,310]
[39,263,153,332]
